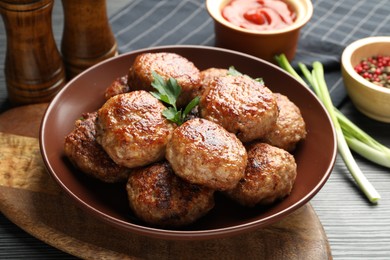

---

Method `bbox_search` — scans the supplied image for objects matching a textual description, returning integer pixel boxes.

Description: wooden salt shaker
[61,0,118,79]
[0,0,66,105]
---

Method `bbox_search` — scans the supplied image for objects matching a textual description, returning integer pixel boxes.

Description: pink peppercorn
[354,55,390,88]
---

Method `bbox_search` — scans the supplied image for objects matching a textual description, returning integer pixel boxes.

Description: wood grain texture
[0,103,48,138]
[61,0,117,79]
[0,104,332,259]
[0,0,66,105]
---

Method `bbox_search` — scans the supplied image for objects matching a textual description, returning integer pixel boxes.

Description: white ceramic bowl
[341,36,390,123]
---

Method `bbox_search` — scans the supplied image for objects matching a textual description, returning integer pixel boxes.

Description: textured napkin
[109,0,390,107]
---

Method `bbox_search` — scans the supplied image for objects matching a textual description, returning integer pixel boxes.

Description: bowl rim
[206,0,314,35]
[40,45,337,240]
[341,36,390,94]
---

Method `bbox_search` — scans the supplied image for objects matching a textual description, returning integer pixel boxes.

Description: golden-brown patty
[199,75,278,143]
[200,68,229,84]
[126,161,215,227]
[104,75,129,100]
[127,52,201,107]
[262,93,307,152]
[64,112,130,183]
[196,67,229,97]
[96,91,176,168]
[166,118,247,191]
[225,142,297,207]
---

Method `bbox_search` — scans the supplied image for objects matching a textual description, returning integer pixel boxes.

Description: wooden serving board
[0,104,332,259]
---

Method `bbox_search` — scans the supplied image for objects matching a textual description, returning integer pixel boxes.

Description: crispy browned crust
[225,142,297,207]
[104,75,129,100]
[64,112,130,183]
[262,93,307,152]
[126,161,215,227]
[196,67,229,97]
[199,75,278,143]
[96,91,176,168]
[127,52,201,107]
[166,118,247,191]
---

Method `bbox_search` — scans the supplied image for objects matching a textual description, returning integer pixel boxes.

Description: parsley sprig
[150,71,199,125]
[228,66,264,84]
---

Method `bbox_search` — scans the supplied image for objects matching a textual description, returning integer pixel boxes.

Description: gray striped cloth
[109,0,390,107]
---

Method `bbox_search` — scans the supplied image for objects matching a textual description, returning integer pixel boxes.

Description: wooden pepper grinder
[61,0,118,79]
[0,0,66,105]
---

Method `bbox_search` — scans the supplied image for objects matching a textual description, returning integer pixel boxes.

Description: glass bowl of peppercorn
[341,36,390,123]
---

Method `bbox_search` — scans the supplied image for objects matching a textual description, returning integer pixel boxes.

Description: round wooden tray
[0,103,332,259]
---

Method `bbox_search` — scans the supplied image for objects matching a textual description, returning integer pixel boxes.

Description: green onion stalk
[296,60,390,168]
[275,54,384,204]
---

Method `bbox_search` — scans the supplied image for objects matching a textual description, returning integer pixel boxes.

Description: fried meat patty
[104,75,129,100]
[262,93,307,152]
[166,118,247,191]
[199,75,278,143]
[127,52,201,108]
[96,91,176,168]
[196,67,229,97]
[126,161,215,227]
[225,142,297,207]
[64,112,130,183]
[200,68,229,84]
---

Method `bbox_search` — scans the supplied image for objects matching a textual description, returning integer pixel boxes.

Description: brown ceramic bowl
[40,45,336,240]
[341,36,390,123]
[206,0,313,63]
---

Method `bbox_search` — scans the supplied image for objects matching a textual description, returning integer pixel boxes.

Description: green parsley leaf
[151,71,181,109]
[162,107,182,125]
[150,71,199,125]
[228,66,264,85]
[183,96,200,117]
[228,66,243,76]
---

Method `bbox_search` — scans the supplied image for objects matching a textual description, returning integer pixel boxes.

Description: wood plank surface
[0,104,332,259]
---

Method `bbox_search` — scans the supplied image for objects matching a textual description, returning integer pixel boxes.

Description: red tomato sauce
[222,0,296,31]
